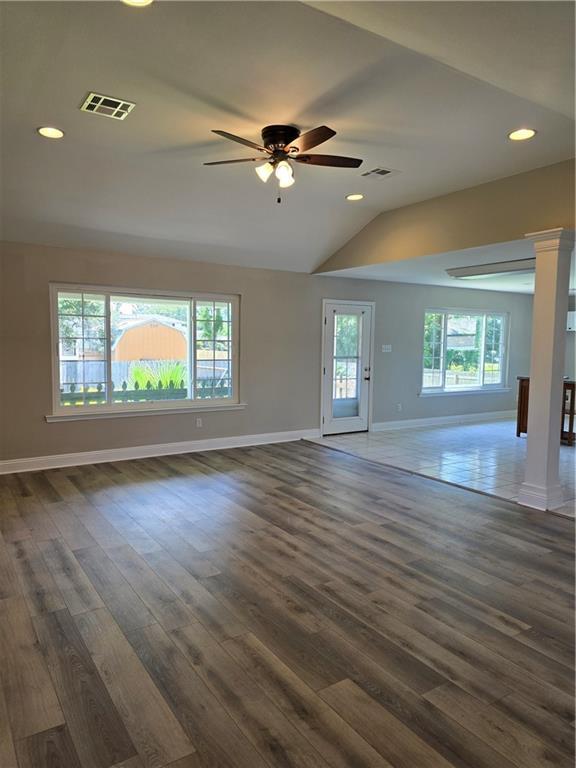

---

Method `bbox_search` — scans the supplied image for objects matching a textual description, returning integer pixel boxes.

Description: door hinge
[323,367,326,375]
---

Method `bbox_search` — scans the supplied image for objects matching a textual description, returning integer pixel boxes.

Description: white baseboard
[517,481,565,511]
[371,410,516,433]
[0,428,322,475]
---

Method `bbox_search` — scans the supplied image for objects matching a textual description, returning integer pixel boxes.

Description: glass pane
[196,340,215,355]
[445,314,482,389]
[83,338,106,358]
[332,312,361,419]
[60,338,80,357]
[422,312,444,388]
[484,315,503,385]
[60,360,82,384]
[83,361,106,382]
[83,294,106,316]
[58,292,83,315]
[334,314,359,357]
[215,359,231,380]
[196,301,214,320]
[198,321,214,340]
[83,316,106,338]
[216,321,230,341]
[215,301,230,321]
[110,295,190,403]
[81,383,107,406]
[59,315,82,339]
[194,300,233,400]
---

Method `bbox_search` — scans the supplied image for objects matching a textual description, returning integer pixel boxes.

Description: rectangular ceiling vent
[360,167,395,179]
[80,92,135,120]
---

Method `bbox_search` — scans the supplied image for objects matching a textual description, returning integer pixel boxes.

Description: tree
[197,306,223,337]
[58,294,105,344]
[334,314,359,357]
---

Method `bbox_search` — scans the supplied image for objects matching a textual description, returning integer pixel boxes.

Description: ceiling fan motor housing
[205,125,362,170]
[261,125,300,152]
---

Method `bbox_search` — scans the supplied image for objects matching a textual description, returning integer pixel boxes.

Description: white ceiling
[1,1,574,272]
[322,239,576,294]
[308,2,575,117]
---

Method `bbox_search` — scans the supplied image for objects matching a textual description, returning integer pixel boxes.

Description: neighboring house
[112,316,228,384]
[112,316,187,361]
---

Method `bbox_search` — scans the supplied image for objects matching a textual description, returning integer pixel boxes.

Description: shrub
[128,360,187,390]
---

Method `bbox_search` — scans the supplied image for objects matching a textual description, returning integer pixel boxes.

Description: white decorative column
[518,228,574,511]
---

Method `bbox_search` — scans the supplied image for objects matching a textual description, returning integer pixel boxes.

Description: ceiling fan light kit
[255,162,274,183]
[274,160,294,187]
[205,124,363,199]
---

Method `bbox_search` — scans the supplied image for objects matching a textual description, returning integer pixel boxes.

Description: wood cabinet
[516,376,575,445]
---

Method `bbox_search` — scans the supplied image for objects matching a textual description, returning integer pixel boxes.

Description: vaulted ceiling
[1,1,574,272]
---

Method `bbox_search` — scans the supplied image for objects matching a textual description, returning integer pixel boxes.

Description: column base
[517,481,564,511]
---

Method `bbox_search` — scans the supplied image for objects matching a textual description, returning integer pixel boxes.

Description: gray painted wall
[1,241,535,461]
[371,282,533,423]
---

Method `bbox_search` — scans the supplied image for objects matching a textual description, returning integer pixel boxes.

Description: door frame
[320,299,375,436]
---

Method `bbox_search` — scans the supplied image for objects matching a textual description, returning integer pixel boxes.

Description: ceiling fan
[204,125,362,189]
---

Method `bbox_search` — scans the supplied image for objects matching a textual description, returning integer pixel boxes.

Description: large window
[422,310,508,393]
[51,285,239,414]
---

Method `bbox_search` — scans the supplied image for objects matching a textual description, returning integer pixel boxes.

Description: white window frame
[420,308,510,395]
[48,283,242,420]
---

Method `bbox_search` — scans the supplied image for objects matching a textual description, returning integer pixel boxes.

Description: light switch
[382,344,392,353]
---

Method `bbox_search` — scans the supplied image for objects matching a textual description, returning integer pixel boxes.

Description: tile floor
[315,419,576,518]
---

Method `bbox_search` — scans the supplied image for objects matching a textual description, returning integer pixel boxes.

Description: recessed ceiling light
[121,0,154,6]
[508,128,536,141]
[346,193,364,201]
[37,126,65,139]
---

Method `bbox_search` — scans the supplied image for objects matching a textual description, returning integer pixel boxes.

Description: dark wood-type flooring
[0,440,574,768]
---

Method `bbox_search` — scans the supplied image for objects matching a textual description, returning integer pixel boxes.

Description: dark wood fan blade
[204,158,264,165]
[212,130,269,153]
[295,154,362,168]
[285,126,336,153]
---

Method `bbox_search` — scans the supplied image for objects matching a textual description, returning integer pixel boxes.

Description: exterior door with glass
[322,301,373,435]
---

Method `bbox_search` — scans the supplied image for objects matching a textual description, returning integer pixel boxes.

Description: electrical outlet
[396,403,402,413]
[382,344,392,353]
[196,417,203,428]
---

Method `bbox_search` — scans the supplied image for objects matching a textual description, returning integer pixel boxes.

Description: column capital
[524,227,575,253]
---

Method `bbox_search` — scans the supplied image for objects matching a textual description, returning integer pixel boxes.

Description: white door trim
[320,299,375,436]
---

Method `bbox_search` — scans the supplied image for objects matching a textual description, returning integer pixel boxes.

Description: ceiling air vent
[80,92,135,120]
[360,167,394,178]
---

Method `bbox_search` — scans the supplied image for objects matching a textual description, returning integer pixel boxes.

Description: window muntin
[445,313,482,390]
[483,314,504,385]
[333,313,361,404]
[422,310,507,393]
[195,300,233,400]
[422,312,444,389]
[331,312,363,419]
[53,286,238,412]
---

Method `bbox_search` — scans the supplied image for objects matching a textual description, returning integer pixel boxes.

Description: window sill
[46,402,247,422]
[419,388,511,398]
